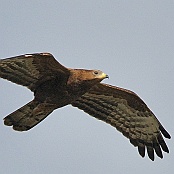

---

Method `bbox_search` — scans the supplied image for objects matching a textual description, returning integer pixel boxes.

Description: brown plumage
[0,52,171,161]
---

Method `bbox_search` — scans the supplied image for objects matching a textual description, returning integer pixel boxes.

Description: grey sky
[0,1,173,174]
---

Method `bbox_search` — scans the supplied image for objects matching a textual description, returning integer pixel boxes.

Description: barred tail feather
[4,100,55,131]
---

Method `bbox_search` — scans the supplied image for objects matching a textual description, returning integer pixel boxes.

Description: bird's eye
[93,71,99,75]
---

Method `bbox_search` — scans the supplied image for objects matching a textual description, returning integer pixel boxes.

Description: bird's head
[68,69,108,88]
[89,69,109,82]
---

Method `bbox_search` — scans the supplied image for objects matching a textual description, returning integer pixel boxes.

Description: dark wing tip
[147,145,155,161]
[154,145,163,159]
[138,145,145,158]
[158,134,170,153]
[131,137,169,160]
[159,125,171,139]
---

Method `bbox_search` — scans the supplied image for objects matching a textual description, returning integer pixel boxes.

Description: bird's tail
[4,100,56,131]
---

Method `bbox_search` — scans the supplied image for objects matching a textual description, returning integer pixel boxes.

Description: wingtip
[138,145,145,158]
[159,125,171,139]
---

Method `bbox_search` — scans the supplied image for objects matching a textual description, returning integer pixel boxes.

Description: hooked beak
[105,74,109,79]
[101,73,109,79]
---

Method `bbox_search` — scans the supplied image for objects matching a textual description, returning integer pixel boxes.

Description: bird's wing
[0,53,70,91]
[71,83,171,160]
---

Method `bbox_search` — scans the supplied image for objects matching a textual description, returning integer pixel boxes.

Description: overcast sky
[0,1,173,174]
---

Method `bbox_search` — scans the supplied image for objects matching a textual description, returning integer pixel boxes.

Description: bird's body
[0,52,171,161]
[33,69,92,106]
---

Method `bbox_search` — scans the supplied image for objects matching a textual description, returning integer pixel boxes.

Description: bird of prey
[0,53,171,161]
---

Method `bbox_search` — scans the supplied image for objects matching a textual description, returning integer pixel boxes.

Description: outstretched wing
[72,83,171,160]
[0,53,70,91]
